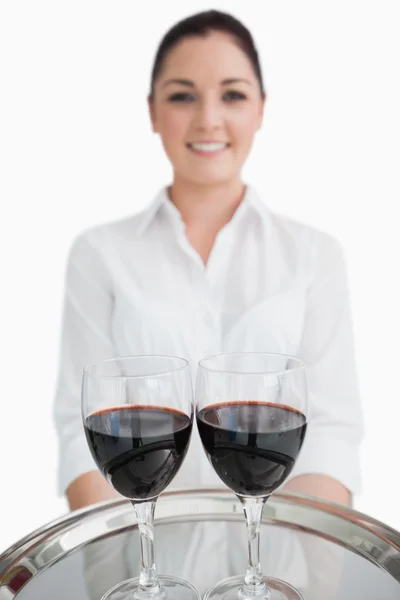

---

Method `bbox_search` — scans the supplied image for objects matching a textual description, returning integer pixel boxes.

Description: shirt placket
[201,227,236,356]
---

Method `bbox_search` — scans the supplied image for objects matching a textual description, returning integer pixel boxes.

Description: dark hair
[149,10,265,100]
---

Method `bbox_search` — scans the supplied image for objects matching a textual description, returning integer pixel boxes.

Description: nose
[193,97,223,132]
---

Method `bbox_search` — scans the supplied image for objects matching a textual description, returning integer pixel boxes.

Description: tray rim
[1,488,400,585]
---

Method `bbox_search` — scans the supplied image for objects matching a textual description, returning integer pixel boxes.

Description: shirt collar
[136,184,270,237]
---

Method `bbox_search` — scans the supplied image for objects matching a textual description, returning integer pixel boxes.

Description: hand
[66,471,120,511]
[283,474,351,507]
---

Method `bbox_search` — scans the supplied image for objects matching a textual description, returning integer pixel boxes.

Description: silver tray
[1,489,400,599]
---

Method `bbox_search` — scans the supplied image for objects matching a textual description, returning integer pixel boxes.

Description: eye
[168,92,195,103]
[223,90,247,102]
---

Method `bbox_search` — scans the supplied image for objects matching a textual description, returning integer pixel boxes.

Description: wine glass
[82,356,201,600]
[196,352,308,600]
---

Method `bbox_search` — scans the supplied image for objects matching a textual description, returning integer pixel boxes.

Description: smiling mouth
[187,142,230,154]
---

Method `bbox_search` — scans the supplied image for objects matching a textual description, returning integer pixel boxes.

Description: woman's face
[149,31,265,187]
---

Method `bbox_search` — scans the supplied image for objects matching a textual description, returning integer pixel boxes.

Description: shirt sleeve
[53,230,115,496]
[288,234,364,495]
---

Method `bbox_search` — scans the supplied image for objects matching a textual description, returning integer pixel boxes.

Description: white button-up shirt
[54,185,363,496]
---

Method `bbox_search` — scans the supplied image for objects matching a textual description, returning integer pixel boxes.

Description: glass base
[203,575,303,600]
[101,575,201,600]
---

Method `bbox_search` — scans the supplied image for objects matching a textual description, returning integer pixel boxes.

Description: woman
[54,9,363,511]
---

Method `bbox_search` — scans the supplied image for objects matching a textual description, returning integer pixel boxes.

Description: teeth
[190,142,227,152]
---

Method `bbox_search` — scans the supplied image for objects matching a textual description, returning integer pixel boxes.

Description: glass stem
[239,496,270,599]
[132,500,165,600]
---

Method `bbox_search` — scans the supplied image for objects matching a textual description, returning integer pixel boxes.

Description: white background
[0,1,399,553]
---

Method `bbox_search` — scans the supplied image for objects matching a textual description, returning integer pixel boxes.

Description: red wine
[84,406,192,501]
[197,402,307,497]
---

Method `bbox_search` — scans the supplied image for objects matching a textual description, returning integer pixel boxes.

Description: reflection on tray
[82,521,344,600]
